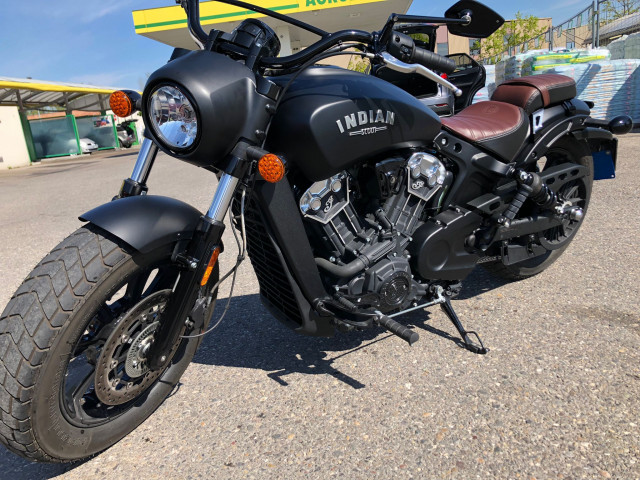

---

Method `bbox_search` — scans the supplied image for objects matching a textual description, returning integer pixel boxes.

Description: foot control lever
[440,300,488,354]
[374,311,419,346]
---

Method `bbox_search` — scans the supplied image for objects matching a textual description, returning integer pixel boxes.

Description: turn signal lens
[258,154,285,183]
[110,91,133,118]
[200,247,221,287]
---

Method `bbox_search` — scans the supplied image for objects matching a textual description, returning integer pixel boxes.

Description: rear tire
[0,225,217,462]
[483,136,593,281]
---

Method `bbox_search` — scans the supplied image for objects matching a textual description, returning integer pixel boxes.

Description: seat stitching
[443,107,527,143]
[477,111,527,142]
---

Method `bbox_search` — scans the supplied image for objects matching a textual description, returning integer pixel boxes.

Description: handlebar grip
[411,47,456,75]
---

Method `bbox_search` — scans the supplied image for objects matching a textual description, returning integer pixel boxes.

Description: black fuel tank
[267,67,442,181]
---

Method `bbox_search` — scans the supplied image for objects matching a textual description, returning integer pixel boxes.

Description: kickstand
[440,299,488,354]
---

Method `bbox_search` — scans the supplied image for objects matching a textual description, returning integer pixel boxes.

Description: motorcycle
[0,0,631,463]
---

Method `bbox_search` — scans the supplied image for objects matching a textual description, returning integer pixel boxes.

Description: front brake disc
[94,290,179,406]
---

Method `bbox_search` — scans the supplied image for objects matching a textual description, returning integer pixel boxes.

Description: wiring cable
[180,186,249,339]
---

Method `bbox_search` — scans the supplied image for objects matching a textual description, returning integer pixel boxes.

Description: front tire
[0,225,217,462]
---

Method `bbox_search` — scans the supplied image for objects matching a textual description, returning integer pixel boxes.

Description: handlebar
[411,47,456,75]
[180,0,207,49]
[387,32,456,75]
[260,30,374,69]
[180,0,456,78]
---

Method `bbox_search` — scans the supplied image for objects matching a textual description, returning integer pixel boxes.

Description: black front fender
[79,196,202,254]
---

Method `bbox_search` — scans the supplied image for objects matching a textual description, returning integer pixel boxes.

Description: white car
[78,138,99,154]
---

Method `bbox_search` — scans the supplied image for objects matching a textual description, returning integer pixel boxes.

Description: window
[566,28,575,49]
[409,33,431,49]
[469,38,481,56]
[437,43,449,56]
[535,37,540,48]
[449,53,474,71]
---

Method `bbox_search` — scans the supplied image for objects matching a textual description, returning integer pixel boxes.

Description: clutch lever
[380,52,462,97]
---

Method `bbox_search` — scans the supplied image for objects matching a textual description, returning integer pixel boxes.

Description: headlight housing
[142,50,271,168]
[147,84,199,151]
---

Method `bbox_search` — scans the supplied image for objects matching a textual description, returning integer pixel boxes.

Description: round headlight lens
[148,85,198,150]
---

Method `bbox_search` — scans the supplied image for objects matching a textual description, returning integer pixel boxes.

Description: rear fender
[79,196,203,254]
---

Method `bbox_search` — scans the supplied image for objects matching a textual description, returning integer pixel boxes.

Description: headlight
[148,85,198,151]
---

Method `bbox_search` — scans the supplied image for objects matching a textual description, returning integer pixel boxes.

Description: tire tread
[0,226,128,462]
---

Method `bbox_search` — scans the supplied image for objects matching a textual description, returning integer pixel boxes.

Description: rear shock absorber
[497,170,558,227]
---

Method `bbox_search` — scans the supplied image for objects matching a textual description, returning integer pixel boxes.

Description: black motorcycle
[0,0,631,462]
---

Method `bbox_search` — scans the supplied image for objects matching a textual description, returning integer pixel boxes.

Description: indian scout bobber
[0,0,631,462]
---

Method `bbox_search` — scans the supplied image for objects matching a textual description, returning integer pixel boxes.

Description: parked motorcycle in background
[0,0,631,463]
[116,124,135,148]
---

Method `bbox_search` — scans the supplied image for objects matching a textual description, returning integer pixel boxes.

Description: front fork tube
[146,173,240,370]
[118,138,159,197]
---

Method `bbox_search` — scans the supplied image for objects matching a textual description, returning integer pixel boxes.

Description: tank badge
[336,109,395,136]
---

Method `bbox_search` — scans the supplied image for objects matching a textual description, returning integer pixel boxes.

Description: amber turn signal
[110,90,141,118]
[200,247,221,287]
[109,91,133,117]
[258,154,285,183]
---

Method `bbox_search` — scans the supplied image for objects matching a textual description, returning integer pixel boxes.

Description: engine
[297,152,452,313]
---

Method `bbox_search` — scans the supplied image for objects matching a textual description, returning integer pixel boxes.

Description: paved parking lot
[0,136,639,479]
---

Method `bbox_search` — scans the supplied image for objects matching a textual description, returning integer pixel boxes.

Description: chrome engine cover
[299,173,349,224]
[407,152,446,202]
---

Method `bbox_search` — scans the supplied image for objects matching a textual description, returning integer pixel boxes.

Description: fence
[29,114,119,159]
[486,0,640,61]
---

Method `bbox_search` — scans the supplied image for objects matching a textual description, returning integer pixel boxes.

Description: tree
[347,56,371,74]
[601,0,639,20]
[480,12,548,63]
[470,40,482,56]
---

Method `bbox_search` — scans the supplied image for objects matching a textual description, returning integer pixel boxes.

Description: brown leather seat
[491,74,577,115]
[441,101,529,161]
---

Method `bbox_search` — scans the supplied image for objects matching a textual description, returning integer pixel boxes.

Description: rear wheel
[483,136,593,280]
[0,225,217,462]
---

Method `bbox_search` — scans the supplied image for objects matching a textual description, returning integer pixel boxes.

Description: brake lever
[380,52,462,97]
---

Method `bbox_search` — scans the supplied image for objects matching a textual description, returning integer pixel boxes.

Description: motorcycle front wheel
[0,225,217,462]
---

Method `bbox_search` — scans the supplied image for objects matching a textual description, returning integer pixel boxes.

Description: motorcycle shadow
[193,293,389,390]
[191,290,491,389]
[192,268,506,390]
[456,266,510,300]
[0,452,78,478]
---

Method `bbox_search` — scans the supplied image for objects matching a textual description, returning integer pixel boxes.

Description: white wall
[0,107,31,170]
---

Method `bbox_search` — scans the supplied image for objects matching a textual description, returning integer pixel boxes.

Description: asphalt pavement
[0,137,638,479]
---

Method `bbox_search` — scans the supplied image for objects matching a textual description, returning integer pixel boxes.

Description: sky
[0,0,591,90]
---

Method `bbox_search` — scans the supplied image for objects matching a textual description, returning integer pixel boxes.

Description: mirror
[445,0,504,38]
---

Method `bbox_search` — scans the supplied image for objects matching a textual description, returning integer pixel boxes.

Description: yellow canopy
[133,0,412,50]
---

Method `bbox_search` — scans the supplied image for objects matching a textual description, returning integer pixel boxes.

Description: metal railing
[485,0,640,61]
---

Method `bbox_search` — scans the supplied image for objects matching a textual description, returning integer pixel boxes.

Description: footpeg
[374,311,419,346]
[440,300,488,354]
